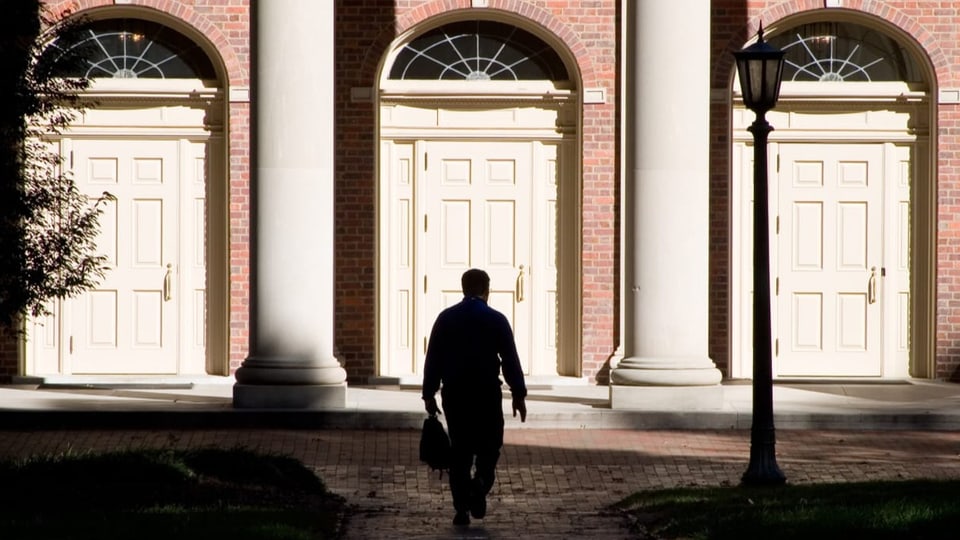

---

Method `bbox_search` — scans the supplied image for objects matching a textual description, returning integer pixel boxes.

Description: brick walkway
[2,429,959,539]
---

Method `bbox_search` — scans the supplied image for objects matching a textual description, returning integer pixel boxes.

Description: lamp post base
[742,444,786,486]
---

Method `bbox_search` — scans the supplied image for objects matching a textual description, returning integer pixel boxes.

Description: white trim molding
[229,86,250,103]
[351,87,373,103]
[939,89,960,104]
[583,87,607,104]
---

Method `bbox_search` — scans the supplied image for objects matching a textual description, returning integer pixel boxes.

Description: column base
[233,382,347,409]
[608,345,626,371]
[610,356,722,386]
[235,353,347,384]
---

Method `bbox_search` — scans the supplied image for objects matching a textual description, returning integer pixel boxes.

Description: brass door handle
[515,265,525,303]
[868,266,877,305]
[163,263,173,302]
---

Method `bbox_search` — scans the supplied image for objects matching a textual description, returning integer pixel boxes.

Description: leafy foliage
[0,448,348,539]
[0,0,109,328]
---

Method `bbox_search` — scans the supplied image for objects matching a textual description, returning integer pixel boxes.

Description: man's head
[461,268,490,299]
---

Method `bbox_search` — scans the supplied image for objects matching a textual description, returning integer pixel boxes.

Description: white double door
[774,142,910,377]
[28,138,207,375]
[380,138,560,377]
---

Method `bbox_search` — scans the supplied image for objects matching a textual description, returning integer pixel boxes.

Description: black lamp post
[734,24,787,486]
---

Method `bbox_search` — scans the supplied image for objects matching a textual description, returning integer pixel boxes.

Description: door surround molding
[730,88,934,380]
[376,94,582,380]
[22,83,229,377]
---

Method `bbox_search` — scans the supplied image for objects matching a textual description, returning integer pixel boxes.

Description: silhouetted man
[422,268,527,527]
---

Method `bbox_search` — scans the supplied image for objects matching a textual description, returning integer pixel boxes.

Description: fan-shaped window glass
[767,22,922,82]
[47,19,216,79]
[389,20,568,81]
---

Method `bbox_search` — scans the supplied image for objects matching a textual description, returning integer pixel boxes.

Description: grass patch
[612,479,960,539]
[0,447,347,540]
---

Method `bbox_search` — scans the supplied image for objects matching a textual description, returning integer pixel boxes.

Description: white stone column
[610,0,722,400]
[234,0,347,408]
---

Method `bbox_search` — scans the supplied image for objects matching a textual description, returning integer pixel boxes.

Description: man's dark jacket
[422,296,527,401]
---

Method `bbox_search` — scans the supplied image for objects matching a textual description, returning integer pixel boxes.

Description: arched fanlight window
[46,18,216,79]
[389,20,568,81]
[766,22,922,82]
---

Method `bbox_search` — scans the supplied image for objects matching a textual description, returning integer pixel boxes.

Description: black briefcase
[419,413,451,476]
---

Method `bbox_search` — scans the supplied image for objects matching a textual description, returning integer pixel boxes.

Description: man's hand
[424,396,440,416]
[512,395,527,423]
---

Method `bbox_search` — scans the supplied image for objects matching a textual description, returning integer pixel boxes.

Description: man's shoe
[470,477,487,519]
[453,511,470,526]
[470,493,486,519]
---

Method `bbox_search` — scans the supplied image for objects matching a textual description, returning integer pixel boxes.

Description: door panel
[28,302,59,374]
[533,143,560,375]
[380,138,563,379]
[69,139,181,374]
[887,144,911,377]
[378,141,416,375]
[424,140,532,374]
[776,143,883,377]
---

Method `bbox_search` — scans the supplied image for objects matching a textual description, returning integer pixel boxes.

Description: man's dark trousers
[442,387,505,514]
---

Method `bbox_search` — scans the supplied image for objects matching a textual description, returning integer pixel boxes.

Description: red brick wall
[937,107,960,381]
[4,1,953,385]
[228,101,250,374]
[333,0,396,382]
[6,0,618,384]
[334,0,619,382]
[711,0,960,381]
